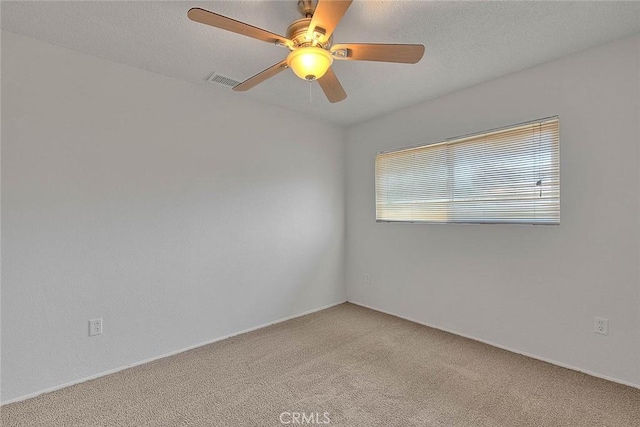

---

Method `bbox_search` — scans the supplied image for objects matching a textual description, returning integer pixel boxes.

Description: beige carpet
[2,303,640,426]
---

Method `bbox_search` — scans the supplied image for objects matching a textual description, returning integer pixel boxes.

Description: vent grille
[207,72,240,88]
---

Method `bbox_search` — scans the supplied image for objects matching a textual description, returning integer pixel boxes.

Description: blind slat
[375,117,560,225]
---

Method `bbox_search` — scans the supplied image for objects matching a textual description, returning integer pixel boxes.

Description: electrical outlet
[365,273,371,285]
[594,317,608,335]
[89,318,103,337]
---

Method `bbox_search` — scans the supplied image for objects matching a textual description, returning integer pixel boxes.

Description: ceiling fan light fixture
[287,47,333,81]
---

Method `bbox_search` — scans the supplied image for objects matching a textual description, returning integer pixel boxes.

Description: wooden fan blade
[307,0,353,41]
[317,67,347,103]
[233,60,289,92]
[188,8,290,45]
[331,43,425,64]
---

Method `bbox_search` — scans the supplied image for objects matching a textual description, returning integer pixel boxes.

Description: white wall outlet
[89,318,103,337]
[594,317,608,335]
[365,273,371,285]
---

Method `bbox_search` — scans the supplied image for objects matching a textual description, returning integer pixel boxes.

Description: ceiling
[2,1,640,126]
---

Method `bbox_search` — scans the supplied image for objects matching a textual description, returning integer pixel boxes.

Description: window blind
[375,117,560,224]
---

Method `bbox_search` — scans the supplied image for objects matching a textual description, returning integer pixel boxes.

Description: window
[375,117,559,224]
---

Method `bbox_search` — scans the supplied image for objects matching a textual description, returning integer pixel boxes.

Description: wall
[346,35,640,386]
[2,30,639,404]
[1,31,346,402]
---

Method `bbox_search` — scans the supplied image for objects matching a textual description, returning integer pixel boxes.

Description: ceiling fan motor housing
[286,18,332,49]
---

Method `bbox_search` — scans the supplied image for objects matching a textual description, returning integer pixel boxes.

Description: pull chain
[309,80,313,104]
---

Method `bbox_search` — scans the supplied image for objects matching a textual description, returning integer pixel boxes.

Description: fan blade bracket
[275,40,294,50]
[309,27,327,42]
[331,48,349,59]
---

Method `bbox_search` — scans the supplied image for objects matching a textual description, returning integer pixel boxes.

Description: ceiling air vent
[206,72,240,88]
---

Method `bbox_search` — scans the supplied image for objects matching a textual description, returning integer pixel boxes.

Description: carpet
[2,303,639,426]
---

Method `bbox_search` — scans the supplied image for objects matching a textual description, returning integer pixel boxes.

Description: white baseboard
[348,300,640,390]
[1,300,347,406]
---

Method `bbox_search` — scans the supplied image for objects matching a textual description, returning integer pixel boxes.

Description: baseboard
[1,300,347,406]
[348,300,640,390]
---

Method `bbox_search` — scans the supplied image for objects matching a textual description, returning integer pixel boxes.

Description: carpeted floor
[2,303,640,426]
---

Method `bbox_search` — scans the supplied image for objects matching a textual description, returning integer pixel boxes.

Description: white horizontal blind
[375,117,560,224]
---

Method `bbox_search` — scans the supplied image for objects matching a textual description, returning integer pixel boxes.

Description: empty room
[1,1,640,426]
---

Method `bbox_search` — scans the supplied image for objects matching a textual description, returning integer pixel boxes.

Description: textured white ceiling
[2,1,640,126]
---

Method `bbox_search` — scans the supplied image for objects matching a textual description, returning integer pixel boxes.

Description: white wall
[3,29,639,404]
[1,31,346,402]
[346,35,640,386]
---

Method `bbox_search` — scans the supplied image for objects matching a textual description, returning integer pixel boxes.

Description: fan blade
[233,60,289,92]
[331,43,425,64]
[188,8,290,45]
[307,0,352,41]
[317,67,347,103]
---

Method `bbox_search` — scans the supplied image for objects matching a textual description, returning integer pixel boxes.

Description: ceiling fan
[187,0,425,103]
